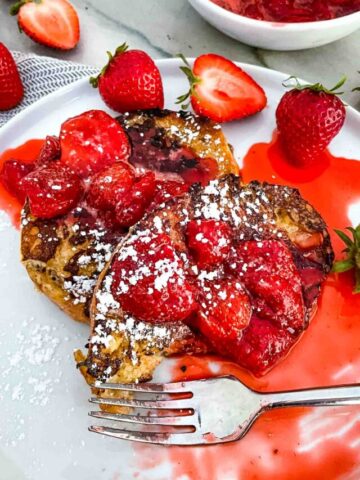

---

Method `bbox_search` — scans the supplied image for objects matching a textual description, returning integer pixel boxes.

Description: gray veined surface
[0,0,359,107]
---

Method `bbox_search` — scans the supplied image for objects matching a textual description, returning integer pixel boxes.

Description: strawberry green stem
[176,54,201,110]
[333,225,360,294]
[353,72,360,92]
[90,43,129,88]
[282,75,347,95]
[10,0,41,15]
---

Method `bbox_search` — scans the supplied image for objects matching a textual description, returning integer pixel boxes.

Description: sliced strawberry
[60,110,131,177]
[111,233,198,323]
[186,219,232,268]
[180,157,219,186]
[299,266,325,308]
[11,0,80,50]
[87,162,135,210]
[36,136,61,167]
[234,317,296,377]
[115,171,156,228]
[228,240,305,330]
[152,179,189,206]
[195,280,252,352]
[178,54,267,123]
[20,164,83,218]
[0,159,34,202]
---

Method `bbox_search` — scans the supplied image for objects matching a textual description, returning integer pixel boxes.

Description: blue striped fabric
[0,51,97,128]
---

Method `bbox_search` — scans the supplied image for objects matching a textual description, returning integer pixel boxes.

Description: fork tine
[89,410,197,427]
[89,396,193,410]
[89,425,201,445]
[93,381,192,394]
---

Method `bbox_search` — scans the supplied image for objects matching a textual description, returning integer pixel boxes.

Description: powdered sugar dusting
[86,176,312,381]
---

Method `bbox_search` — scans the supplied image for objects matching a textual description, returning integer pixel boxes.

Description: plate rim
[1,58,359,150]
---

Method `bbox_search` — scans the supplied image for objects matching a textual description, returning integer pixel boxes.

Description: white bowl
[189,0,360,50]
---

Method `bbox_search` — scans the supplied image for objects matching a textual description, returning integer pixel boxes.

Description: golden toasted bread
[76,175,333,395]
[21,109,238,324]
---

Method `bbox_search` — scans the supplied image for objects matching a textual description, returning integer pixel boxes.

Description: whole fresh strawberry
[177,54,267,123]
[10,0,80,50]
[90,44,164,113]
[0,43,24,111]
[276,77,346,166]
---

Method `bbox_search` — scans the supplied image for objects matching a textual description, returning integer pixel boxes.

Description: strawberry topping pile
[0,109,206,227]
[109,193,327,377]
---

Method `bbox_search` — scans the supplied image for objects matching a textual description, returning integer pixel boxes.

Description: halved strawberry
[20,163,83,218]
[11,0,80,50]
[186,219,232,268]
[152,179,188,206]
[36,135,61,166]
[87,162,135,210]
[115,171,156,227]
[177,54,267,123]
[0,159,34,202]
[228,240,305,331]
[234,316,296,377]
[180,157,219,186]
[111,233,198,323]
[195,280,252,352]
[60,110,131,177]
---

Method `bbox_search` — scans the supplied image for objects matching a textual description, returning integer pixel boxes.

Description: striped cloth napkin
[0,51,97,128]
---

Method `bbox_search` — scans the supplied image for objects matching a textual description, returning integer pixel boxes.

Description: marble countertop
[0,0,359,109]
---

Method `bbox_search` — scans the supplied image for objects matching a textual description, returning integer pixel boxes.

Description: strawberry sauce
[0,139,44,227]
[140,135,360,480]
[1,136,360,478]
[211,0,360,22]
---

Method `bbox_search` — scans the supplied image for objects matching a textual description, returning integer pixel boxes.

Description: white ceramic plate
[0,59,359,480]
[188,0,360,50]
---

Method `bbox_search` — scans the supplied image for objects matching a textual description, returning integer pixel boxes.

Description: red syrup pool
[1,136,360,479]
[135,134,360,480]
[0,139,44,228]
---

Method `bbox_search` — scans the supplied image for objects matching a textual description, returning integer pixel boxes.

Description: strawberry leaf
[352,71,360,92]
[334,228,353,247]
[90,43,129,89]
[176,54,201,109]
[333,225,360,294]
[355,270,360,294]
[9,1,28,16]
[332,259,354,273]
[282,75,347,96]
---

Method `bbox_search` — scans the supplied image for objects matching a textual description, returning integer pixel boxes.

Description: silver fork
[88,376,360,445]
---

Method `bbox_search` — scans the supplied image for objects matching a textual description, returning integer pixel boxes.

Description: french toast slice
[76,175,333,389]
[21,110,238,324]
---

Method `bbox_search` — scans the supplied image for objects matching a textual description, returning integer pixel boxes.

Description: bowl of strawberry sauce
[188,0,360,50]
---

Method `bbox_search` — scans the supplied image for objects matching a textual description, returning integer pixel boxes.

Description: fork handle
[262,384,360,409]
